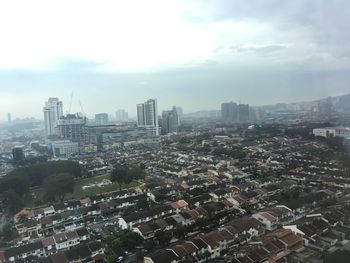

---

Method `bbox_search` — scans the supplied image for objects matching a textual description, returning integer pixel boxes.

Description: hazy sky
[0,0,349,120]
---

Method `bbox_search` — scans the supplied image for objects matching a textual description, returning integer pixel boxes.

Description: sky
[0,0,349,120]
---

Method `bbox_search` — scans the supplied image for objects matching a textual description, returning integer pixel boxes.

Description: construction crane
[79,100,86,117]
[67,91,74,114]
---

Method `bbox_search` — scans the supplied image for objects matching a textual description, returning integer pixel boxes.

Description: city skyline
[0,0,350,120]
[1,1,350,262]
[1,91,350,123]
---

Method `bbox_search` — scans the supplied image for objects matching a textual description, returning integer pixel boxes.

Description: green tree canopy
[110,165,130,191]
[1,189,24,214]
[110,164,146,190]
[0,222,17,242]
[7,160,82,188]
[128,166,146,180]
[43,173,75,202]
[0,173,29,197]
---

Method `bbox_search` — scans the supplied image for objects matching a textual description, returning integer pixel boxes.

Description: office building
[313,127,350,138]
[162,107,179,134]
[238,104,250,123]
[56,114,87,144]
[95,113,109,126]
[12,146,24,162]
[50,140,79,157]
[221,102,238,123]
[116,109,128,122]
[137,99,159,136]
[43,98,63,137]
[7,113,11,124]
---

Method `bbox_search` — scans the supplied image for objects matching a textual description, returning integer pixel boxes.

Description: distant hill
[259,93,350,113]
[184,93,350,117]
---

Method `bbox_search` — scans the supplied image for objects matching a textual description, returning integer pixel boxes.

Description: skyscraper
[43,97,63,137]
[162,106,179,134]
[116,109,128,122]
[176,106,183,118]
[95,113,109,126]
[137,99,159,136]
[137,103,146,126]
[221,102,238,123]
[238,104,250,123]
[7,113,11,124]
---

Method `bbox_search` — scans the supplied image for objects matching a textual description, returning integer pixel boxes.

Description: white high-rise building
[162,106,179,134]
[43,98,63,137]
[137,99,159,136]
[95,113,109,126]
[116,109,128,122]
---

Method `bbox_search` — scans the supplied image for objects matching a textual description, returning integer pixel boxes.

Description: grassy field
[68,174,141,199]
[24,174,141,208]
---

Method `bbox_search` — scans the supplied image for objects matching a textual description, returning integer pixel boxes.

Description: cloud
[0,0,349,120]
[231,44,289,53]
[0,0,347,72]
[184,1,350,62]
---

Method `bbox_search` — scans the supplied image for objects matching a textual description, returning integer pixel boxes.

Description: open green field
[24,174,141,208]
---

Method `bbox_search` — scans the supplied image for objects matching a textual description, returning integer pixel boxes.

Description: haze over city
[1,0,350,120]
[2,1,350,263]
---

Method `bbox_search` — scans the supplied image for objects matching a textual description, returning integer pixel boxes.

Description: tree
[326,137,345,152]
[43,173,74,202]
[110,238,123,256]
[155,231,172,245]
[128,166,146,180]
[197,217,209,229]
[107,254,119,263]
[0,222,17,242]
[174,224,186,238]
[119,231,143,250]
[2,189,24,214]
[0,173,30,197]
[8,160,82,188]
[110,165,131,191]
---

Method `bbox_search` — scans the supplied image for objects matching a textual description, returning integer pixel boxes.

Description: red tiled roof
[257,212,276,222]
[0,251,5,261]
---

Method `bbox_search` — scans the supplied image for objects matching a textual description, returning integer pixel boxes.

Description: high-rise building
[116,109,128,122]
[175,106,183,124]
[317,97,333,120]
[137,104,146,126]
[7,113,11,124]
[12,146,24,162]
[95,113,109,126]
[238,104,250,123]
[162,107,179,134]
[221,102,238,123]
[250,107,264,123]
[137,99,159,136]
[43,98,63,137]
[56,114,87,144]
